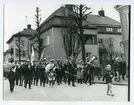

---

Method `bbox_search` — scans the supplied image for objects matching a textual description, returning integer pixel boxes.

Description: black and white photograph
[3,4,130,102]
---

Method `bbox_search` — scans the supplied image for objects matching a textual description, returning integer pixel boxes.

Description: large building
[30,5,123,64]
[30,6,98,62]
[5,25,36,63]
[114,5,130,69]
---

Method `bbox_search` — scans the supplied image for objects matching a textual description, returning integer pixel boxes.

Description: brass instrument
[87,56,97,65]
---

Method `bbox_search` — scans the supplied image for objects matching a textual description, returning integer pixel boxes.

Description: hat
[106,64,111,71]
[115,57,119,60]
[78,60,82,63]
[50,59,54,62]
[86,57,90,60]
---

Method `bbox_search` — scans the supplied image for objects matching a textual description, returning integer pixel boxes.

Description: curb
[94,81,128,86]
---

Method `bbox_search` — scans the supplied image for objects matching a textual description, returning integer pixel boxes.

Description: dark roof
[40,6,64,27]
[32,6,121,40]
[86,15,121,26]
[40,6,121,31]
[29,6,97,40]
[7,28,37,44]
[39,6,96,31]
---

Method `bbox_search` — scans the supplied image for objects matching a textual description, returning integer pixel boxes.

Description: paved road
[3,80,128,101]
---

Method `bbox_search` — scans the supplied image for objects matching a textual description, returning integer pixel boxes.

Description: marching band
[4,56,127,94]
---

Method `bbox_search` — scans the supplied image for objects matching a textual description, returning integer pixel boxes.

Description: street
[3,80,128,101]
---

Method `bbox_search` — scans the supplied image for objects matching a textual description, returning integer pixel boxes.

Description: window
[46,36,50,45]
[22,51,26,57]
[86,52,91,58]
[106,28,113,32]
[15,49,26,57]
[15,39,24,48]
[98,38,103,44]
[85,35,97,44]
[15,49,19,57]
[117,28,122,32]
[47,54,50,61]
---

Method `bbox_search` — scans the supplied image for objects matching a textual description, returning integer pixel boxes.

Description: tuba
[87,56,97,65]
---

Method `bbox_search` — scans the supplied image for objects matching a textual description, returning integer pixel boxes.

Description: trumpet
[87,56,97,65]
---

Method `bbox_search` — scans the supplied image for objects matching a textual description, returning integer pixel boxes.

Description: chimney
[98,8,105,17]
[65,4,74,11]
[27,24,31,29]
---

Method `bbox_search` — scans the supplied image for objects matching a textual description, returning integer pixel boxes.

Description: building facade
[5,25,36,63]
[30,6,123,65]
[86,9,123,67]
[30,7,98,62]
[114,5,130,68]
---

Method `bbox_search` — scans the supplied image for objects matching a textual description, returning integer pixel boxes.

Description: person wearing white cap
[103,64,114,96]
[45,59,56,87]
[45,59,55,73]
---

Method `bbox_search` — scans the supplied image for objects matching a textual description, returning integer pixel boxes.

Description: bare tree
[34,7,46,61]
[99,37,122,66]
[27,40,31,61]
[60,7,81,62]
[68,4,92,63]
[15,33,25,63]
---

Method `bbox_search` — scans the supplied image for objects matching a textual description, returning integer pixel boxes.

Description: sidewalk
[94,77,128,86]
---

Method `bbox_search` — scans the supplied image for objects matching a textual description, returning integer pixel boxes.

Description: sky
[4,4,120,52]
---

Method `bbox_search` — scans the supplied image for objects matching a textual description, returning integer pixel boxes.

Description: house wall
[8,38,15,62]
[76,45,99,62]
[4,53,11,63]
[13,36,30,62]
[40,28,54,62]
[53,27,66,62]
[98,34,124,53]
[53,27,99,63]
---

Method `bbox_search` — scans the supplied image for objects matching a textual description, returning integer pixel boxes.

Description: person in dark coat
[113,58,121,82]
[59,61,64,84]
[34,63,40,86]
[24,63,32,89]
[120,58,126,80]
[67,60,76,87]
[7,67,16,92]
[40,62,47,87]
[15,65,20,86]
[63,61,68,84]
[83,62,94,85]
[19,65,24,86]
[37,62,43,86]
[55,60,61,85]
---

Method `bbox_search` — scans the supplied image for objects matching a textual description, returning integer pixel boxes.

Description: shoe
[107,93,110,96]
[110,94,114,96]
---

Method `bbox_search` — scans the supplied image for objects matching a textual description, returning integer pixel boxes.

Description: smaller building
[5,24,36,63]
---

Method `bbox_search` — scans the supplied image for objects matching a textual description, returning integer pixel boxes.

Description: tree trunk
[38,52,41,61]
[81,40,86,63]
[79,5,86,64]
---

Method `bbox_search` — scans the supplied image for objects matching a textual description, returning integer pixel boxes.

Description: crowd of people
[4,56,127,96]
